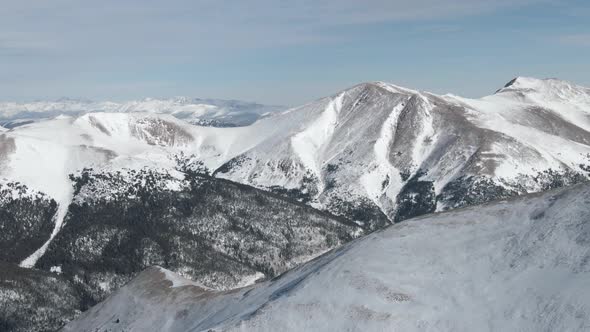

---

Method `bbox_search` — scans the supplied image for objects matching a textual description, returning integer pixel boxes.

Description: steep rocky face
[0,262,81,332]
[33,168,360,311]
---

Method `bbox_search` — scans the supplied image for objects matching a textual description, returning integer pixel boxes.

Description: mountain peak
[349,81,419,96]
[493,77,590,106]
[54,97,93,103]
[500,76,548,90]
[498,76,581,93]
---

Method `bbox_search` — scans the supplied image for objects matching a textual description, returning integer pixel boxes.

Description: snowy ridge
[2,77,590,228]
[63,183,590,332]
[4,77,590,330]
[214,78,590,223]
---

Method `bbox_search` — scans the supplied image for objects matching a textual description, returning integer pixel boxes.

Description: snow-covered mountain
[1,77,590,229]
[62,182,590,332]
[0,170,359,331]
[0,97,283,128]
[2,76,590,331]
[212,77,590,227]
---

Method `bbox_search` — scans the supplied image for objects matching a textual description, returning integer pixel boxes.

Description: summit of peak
[500,76,577,91]
[494,76,590,97]
[344,81,419,96]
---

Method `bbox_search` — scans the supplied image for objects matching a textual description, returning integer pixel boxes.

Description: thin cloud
[558,34,590,47]
[1,0,548,51]
[0,0,575,104]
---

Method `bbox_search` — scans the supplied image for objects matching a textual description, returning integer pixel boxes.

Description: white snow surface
[359,100,407,214]
[63,183,590,332]
[291,92,344,184]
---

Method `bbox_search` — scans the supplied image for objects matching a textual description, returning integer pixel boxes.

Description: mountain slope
[0,166,359,330]
[2,77,590,331]
[1,78,589,229]
[213,77,590,225]
[63,182,590,332]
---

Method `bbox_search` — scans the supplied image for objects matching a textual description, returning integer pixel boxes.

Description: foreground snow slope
[64,182,590,332]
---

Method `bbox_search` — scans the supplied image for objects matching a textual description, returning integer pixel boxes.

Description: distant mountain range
[0,97,284,128]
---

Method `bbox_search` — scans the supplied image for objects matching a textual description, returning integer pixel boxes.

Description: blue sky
[1,0,589,105]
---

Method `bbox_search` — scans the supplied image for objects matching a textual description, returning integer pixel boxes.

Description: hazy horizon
[2,0,589,105]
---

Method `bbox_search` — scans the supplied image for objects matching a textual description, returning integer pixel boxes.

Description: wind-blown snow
[448,79,590,180]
